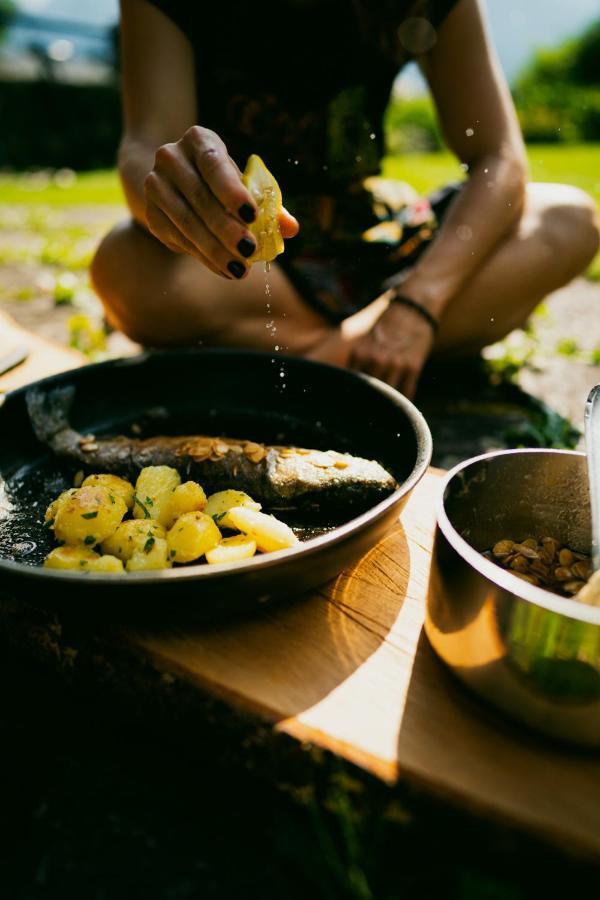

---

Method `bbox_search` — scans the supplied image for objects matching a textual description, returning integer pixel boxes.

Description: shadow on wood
[132,524,411,720]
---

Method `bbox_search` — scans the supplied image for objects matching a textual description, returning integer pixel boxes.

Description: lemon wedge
[241,154,284,263]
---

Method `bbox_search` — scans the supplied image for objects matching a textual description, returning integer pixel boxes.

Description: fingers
[349,342,423,397]
[145,171,250,279]
[145,202,228,278]
[182,126,257,224]
[157,148,257,260]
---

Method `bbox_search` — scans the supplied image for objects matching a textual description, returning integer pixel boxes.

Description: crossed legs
[92,183,599,369]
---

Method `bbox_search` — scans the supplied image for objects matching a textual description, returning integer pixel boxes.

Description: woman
[92,0,599,398]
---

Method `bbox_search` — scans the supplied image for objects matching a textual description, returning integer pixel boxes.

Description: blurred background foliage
[386,19,600,152]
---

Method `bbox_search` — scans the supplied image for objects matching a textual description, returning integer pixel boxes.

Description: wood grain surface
[0,312,85,393]
[3,333,600,859]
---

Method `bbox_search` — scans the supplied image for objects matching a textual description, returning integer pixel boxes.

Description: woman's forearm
[397,147,527,316]
[118,135,157,226]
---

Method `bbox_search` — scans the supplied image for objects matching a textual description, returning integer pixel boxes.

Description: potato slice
[126,537,171,571]
[44,488,76,525]
[224,507,298,552]
[101,519,166,561]
[53,485,127,547]
[205,490,261,528]
[205,534,257,566]
[82,474,135,510]
[133,465,181,526]
[44,545,100,570]
[167,511,221,564]
[164,481,207,527]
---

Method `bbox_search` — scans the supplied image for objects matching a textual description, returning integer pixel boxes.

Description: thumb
[279,206,299,239]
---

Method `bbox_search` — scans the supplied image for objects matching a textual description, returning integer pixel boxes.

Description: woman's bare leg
[91,220,331,354]
[92,183,599,363]
[305,183,599,366]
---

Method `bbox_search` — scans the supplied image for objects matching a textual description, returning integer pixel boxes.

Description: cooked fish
[26,387,397,511]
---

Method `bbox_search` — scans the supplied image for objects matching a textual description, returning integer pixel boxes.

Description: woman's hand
[143,126,298,279]
[349,301,436,398]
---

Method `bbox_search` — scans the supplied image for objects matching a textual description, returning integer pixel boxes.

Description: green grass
[0,169,124,206]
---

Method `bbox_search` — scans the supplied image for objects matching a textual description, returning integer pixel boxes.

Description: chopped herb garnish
[84,535,96,545]
[145,497,154,506]
[143,536,155,554]
[170,550,176,558]
[134,494,151,518]
[213,512,227,524]
[109,494,116,504]
[45,519,54,528]
[79,560,88,567]
[81,511,98,520]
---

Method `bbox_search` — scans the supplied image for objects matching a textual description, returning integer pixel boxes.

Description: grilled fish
[26,387,397,512]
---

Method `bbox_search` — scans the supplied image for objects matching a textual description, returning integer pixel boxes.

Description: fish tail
[26,386,77,448]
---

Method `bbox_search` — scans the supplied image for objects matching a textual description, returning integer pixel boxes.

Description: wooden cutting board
[0,312,85,392]
[2,331,600,860]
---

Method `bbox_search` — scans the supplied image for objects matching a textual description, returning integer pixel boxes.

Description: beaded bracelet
[389,291,439,333]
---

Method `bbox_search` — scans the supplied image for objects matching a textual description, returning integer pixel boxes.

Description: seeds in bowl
[483,538,593,601]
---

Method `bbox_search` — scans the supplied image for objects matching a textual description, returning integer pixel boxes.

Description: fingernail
[238,203,256,223]
[228,260,246,279]
[237,237,256,258]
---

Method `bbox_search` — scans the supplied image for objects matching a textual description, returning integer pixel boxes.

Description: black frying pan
[0,349,431,621]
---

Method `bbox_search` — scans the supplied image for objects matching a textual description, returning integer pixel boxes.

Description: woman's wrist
[388,291,439,333]
[386,272,450,319]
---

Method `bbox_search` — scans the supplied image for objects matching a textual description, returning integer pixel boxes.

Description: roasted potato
[133,466,181,526]
[88,554,125,573]
[167,511,221,564]
[44,488,76,525]
[126,537,171,571]
[101,519,166,561]
[164,481,207,527]
[44,545,101,570]
[205,534,257,565]
[53,485,127,546]
[82,474,135,510]
[225,507,298,552]
[205,490,261,528]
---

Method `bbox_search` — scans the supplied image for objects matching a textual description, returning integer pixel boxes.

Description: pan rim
[0,350,432,588]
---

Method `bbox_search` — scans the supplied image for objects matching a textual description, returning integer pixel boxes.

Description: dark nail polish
[237,237,256,258]
[238,203,256,223]
[228,260,246,279]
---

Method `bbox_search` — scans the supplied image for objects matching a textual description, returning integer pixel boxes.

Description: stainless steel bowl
[425,448,600,747]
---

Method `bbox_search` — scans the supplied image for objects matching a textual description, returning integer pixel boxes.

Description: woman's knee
[529,183,600,280]
[90,220,180,345]
[90,220,137,310]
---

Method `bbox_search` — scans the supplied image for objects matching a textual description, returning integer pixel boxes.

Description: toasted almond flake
[189,447,212,462]
[334,459,349,469]
[296,448,311,455]
[214,440,230,455]
[81,442,98,452]
[247,448,267,463]
[73,469,84,487]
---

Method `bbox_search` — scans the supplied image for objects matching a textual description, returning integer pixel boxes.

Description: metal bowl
[425,448,600,748]
[0,349,431,622]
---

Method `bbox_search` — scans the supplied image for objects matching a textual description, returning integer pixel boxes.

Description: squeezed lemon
[241,154,284,263]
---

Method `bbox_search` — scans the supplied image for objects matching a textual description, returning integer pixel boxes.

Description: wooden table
[2,321,600,861]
